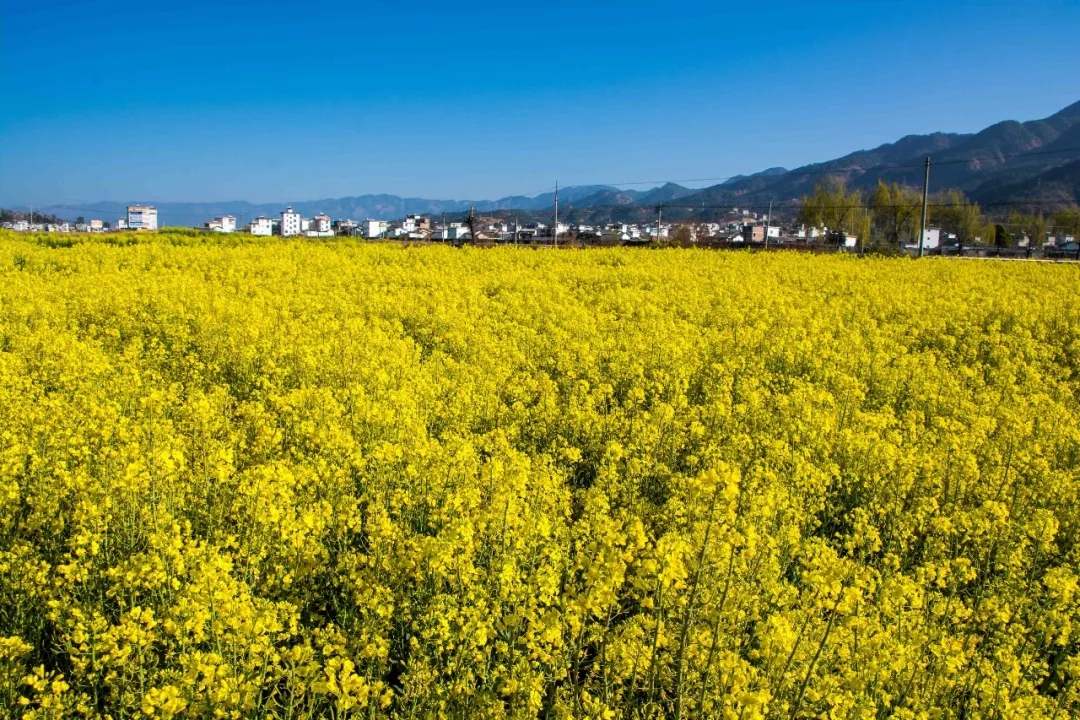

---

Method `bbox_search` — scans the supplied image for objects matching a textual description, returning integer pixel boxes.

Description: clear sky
[2,0,1079,205]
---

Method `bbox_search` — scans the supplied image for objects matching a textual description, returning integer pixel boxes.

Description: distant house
[306,214,333,237]
[281,207,302,237]
[601,230,631,244]
[446,224,470,241]
[742,224,765,242]
[205,216,237,233]
[250,217,273,236]
[402,215,431,233]
[333,219,358,236]
[127,205,158,231]
[363,220,389,238]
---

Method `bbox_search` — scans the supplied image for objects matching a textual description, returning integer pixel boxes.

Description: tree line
[795,179,1080,250]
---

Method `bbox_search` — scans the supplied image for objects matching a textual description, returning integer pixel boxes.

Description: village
[0,203,920,248]
[4,202,1078,255]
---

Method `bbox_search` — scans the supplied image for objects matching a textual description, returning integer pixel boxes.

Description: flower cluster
[1,230,1079,718]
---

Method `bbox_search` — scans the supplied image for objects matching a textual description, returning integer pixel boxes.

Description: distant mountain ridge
[17,99,1080,227]
[27,186,641,228]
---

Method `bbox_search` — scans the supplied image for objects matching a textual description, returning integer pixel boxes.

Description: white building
[205,216,237,233]
[89,220,104,232]
[446,223,470,241]
[250,217,273,236]
[116,218,128,230]
[601,230,631,243]
[400,215,430,234]
[311,215,331,233]
[281,207,302,237]
[127,205,158,231]
[305,215,334,237]
[363,220,389,238]
[921,228,941,249]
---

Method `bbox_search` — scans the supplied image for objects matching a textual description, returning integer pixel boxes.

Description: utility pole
[918,156,931,258]
[553,182,559,247]
[656,204,663,242]
[764,200,772,250]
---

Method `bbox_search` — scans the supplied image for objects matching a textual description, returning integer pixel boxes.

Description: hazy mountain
[24,185,632,227]
[976,158,1080,210]
[632,99,1080,221]
[551,101,1080,224]
[18,100,1080,227]
[637,182,696,204]
[569,189,641,208]
[567,183,693,209]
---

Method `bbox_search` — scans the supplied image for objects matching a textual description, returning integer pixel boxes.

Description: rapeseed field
[1,231,1079,719]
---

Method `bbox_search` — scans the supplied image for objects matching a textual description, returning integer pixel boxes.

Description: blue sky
[2,0,1079,204]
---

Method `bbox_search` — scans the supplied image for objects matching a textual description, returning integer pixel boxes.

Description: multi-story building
[363,220,389,238]
[306,215,334,237]
[312,215,331,233]
[333,219,359,236]
[127,205,158,231]
[281,207,302,237]
[89,220,104,232]
[250,217,273,236]
[402,215,431,233]
[742,224,765,242]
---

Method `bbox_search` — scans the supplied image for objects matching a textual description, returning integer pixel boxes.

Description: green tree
[934,190,983,250]
[994,224,1013,249]
[871,181,922,247]
[1007,211,1048,251]
[799,178,864,246]
[1052,208,1080,240]
[671,225,694,244]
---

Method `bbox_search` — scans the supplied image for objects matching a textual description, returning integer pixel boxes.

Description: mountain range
[16,100,1080,227]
